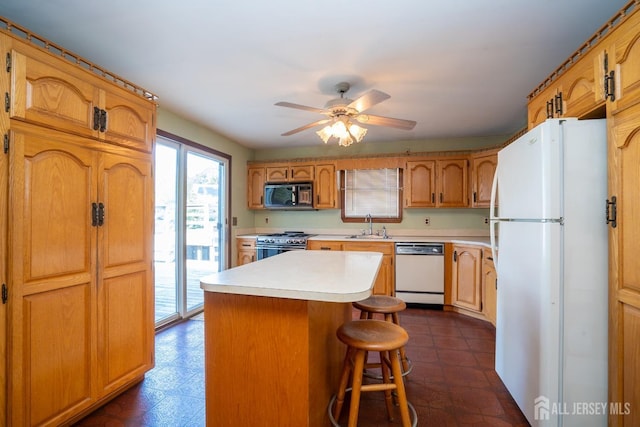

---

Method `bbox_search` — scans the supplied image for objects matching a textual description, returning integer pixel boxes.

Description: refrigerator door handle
[490,165,499,269]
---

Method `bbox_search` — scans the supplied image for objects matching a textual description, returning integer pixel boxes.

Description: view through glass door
[154,135,228,327]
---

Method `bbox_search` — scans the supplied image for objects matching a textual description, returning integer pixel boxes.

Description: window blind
[343,168,400,218]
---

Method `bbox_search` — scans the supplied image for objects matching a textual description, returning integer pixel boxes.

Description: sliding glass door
[154,135,228,327]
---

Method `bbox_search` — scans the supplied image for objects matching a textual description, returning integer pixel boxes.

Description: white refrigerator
[490,118,608,426]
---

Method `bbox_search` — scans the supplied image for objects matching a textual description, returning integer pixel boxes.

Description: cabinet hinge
[606,196,617,228]
[4,133,8,154]
[603,52,615,102]
[2,283,7,304]
[5,52,11,72]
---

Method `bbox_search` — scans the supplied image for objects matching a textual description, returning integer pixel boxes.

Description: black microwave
[264,183,314,209]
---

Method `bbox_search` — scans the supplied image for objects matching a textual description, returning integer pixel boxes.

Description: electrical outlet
[424,217,430,225]
[484,217,489,224]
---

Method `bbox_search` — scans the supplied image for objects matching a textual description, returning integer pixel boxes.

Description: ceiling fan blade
[355,114,416,130]
[275,101,327,114]
[348,89,390,112]
[281,119,331,136]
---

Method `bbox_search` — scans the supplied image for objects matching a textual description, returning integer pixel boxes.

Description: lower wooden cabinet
[450,244,483,312]
[448,243,497,325]
[481,247,497,326]
[306,240,394,296]
[237,237,257,266]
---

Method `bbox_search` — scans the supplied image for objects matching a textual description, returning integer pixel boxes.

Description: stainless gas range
[255,231,314,260]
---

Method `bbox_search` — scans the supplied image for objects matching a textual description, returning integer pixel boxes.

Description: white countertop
[200,250,382,302]
[307,234,492,247]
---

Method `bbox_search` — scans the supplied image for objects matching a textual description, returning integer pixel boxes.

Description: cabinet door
[247,167,265,209]
[607,100,640,427]
[97,152,154,395]
[8,124,98,425]
[9,45,100,139]
[314,163,336,209]
[265,166,289,182]
[608,11,640,114]
[561,47,604,118]
[482,248,497,326]
[102,88,155,152]
[343,242,394,296]
[527,84,561,129]
[237,238,256,266]
[437,159,468,207]
[451,245,482,312]
[290,165,314,182]
[471,153,497,208]
[405,160,436,207]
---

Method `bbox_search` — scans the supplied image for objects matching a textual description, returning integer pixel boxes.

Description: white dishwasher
[395,242,445,305]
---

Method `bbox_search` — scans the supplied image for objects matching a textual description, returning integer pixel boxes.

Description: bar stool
[329,320,416,427]
[353,295,412,376]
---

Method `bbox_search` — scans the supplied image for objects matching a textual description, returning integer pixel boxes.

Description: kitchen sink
[345,234,391,239]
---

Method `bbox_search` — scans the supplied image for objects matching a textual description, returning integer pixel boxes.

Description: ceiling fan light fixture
[316,125,333,144]
[315,117,367,146]
[348,123,367,143]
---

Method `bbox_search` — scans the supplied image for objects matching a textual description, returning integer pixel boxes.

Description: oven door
[256,245,304,261]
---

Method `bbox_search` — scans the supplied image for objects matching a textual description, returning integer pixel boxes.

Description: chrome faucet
[365,213,373,235]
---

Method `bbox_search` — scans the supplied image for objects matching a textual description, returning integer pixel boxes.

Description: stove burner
[256,231,314,245]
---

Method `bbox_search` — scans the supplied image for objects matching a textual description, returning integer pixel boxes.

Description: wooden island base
[204,292,351,426]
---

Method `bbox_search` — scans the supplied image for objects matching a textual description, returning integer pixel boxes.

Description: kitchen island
[200,250,383,427]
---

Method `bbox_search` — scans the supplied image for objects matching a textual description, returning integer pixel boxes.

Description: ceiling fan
[275,82,416,146]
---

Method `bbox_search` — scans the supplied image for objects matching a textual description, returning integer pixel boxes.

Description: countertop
[237,233,491,247]
[200,250,382,302]
[307,234,491,246]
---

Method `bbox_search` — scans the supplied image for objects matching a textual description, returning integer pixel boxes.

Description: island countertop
[200,250,383,302]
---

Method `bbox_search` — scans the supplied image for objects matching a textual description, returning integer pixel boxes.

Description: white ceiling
[0,0,627,149]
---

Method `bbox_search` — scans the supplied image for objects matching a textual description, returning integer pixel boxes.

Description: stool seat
[331,319,414,427]
[353,295,406,314]
[337,319,408,352]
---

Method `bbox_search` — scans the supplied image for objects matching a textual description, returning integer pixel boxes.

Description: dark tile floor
[74,307,530,426]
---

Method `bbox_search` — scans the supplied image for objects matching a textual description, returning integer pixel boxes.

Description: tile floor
[73,307,530,426]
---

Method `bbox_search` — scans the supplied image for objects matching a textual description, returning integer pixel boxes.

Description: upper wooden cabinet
[265,164,314,183]
[8,39,155,152]
[314,162,337,208]
[606,10,640,114]
[405,158,468,208]
[247,162,337,210]
[247,166,266,209]
[527,46,607,129]
[405,160,436,207]
[470,151,497,208]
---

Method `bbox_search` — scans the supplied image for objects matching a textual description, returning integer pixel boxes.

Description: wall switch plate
[232,217,237,226]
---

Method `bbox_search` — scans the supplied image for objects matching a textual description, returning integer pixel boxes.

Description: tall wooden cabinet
[1,26,155,426]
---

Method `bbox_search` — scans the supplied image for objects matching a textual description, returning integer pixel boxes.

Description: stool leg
[392,313,411,375]
[379,350,396,421]
[359,310,367,320]
[347,350,366,427]
[333,347,354,422]
[389,349,412,427]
